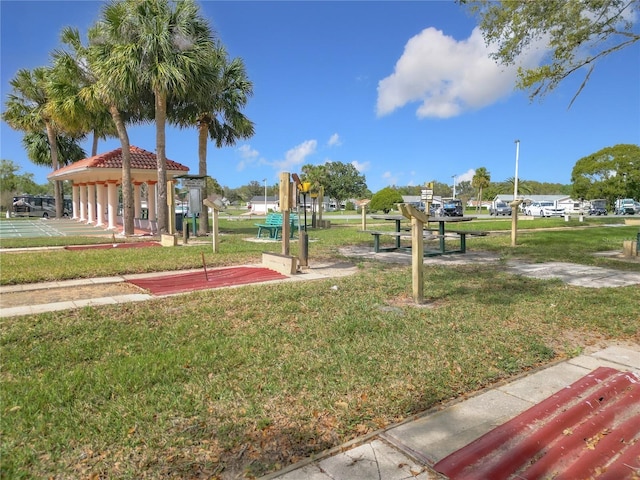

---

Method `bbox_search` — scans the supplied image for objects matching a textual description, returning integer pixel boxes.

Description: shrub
[369,187,403,213]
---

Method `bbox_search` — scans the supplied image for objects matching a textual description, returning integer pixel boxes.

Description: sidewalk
[264,344,640,480]
[0,260,359,318]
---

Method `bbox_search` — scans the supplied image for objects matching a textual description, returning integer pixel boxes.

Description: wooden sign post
[203,198,223,253]
[398,203,429,304]
[279,172,291,256]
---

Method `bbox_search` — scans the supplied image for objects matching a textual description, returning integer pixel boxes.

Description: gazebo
[48,146,189,233]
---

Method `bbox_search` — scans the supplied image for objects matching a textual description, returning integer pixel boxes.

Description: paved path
[264,344,640,480]
[0,260,359,318]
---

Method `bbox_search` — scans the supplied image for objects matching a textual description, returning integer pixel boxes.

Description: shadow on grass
[425,264,560,306]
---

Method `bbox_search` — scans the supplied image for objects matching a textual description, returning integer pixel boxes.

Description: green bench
[255,213,299,239]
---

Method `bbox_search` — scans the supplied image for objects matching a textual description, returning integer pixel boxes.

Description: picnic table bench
[365,215,487,255]
[255,212,299,239]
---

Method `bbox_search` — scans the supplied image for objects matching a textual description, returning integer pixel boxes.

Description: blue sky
[2,0,639,193]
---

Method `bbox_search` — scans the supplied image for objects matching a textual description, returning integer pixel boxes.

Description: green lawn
[1,221,639,479]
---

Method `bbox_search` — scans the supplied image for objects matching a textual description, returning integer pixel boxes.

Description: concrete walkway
[0,260,359,318]
[264,344,640,480]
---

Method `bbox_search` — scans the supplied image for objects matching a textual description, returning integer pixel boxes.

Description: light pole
[510,140,522,247]
[451,175,456,198]
[263,178,267,216]
[513,140,520,201]
[298,181,311,267]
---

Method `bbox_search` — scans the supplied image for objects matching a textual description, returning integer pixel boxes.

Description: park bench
[442,229,488,253]
[255,213,299,239]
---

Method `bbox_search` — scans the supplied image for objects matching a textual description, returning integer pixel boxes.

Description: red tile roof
[50,146,189,176]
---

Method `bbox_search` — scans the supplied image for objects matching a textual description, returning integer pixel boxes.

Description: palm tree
[105,0,217,234]
[22,131,86,168]
[2,67,67,217]
[50,28,118,157]
[170,44,255,235]
[472,167,491,211]
[502,177,533,196]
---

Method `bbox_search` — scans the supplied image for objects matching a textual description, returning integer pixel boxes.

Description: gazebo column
[147,181,157,222]
[95,182,106,227]
[79,183,87,222]
[87,183,96,224]
[134,182,142,218]
[72,183,80,220]
[106,180,118,230]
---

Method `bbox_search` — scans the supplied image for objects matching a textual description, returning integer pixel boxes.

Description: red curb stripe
[434,367,640,479]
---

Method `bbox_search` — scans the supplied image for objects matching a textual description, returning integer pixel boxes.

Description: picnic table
[367,214,486,255]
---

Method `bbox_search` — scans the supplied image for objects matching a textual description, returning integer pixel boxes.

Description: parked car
[489,201,512,216]
[588,199,608,216]
[441,198,463,217]
[614,198,636,215]
[525,201,565,217]
[634,201,640,214]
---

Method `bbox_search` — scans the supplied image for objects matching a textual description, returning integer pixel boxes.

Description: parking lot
[0,218,115,239]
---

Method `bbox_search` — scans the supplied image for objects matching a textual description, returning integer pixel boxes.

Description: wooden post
[203,198,221,253]
[211,208,219,253]
[318,186,324,225]
[510,200,523,247]
[411,216,424,303]
[167,180,175,235]
[280,172,291,256]
[359,199,370,231]
[398,203,429,304]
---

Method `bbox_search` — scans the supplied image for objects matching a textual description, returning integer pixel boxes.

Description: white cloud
[236,144,260,171]
[272,140,318,171]
[352,160,370,172]
[382,171,399,187]
[328,133,342,147]
[456,169,476,183]
[376,26,546,119]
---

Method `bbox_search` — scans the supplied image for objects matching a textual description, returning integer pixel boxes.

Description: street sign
[181,178,205,189]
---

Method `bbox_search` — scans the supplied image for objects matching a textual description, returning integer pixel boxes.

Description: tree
[21,131,86,169]
[2,67,66,217]
[106,0,217,234]
[369,187,403,214]
[59,21,140,236]
[472,167,491,210]
[301,164,329,194]
[571,144,640,205]
[170,44,254,235]
[0,160,47,210]
[463,0,640,106]
[501,177,533,196]
[51,28,118,157]
[323,161,367,209]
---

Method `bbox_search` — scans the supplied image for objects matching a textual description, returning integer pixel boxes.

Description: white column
[87,183,96,224]
[72,184,80,220]
[134,182,142,218]
[147,181,157,222]
[95,182,106,227]
[79,183,87,222]
[107,181,118,230]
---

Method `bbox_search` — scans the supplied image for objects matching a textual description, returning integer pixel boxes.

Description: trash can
[175,213,183,232]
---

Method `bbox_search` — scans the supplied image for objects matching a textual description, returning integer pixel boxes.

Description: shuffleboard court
[0,218,117,239]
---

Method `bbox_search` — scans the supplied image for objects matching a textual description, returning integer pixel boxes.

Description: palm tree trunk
[198,119,209,236]
[91,131,99,157]
[109,105,134,236]
[155,90,168,234]
[45,122,63,218]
